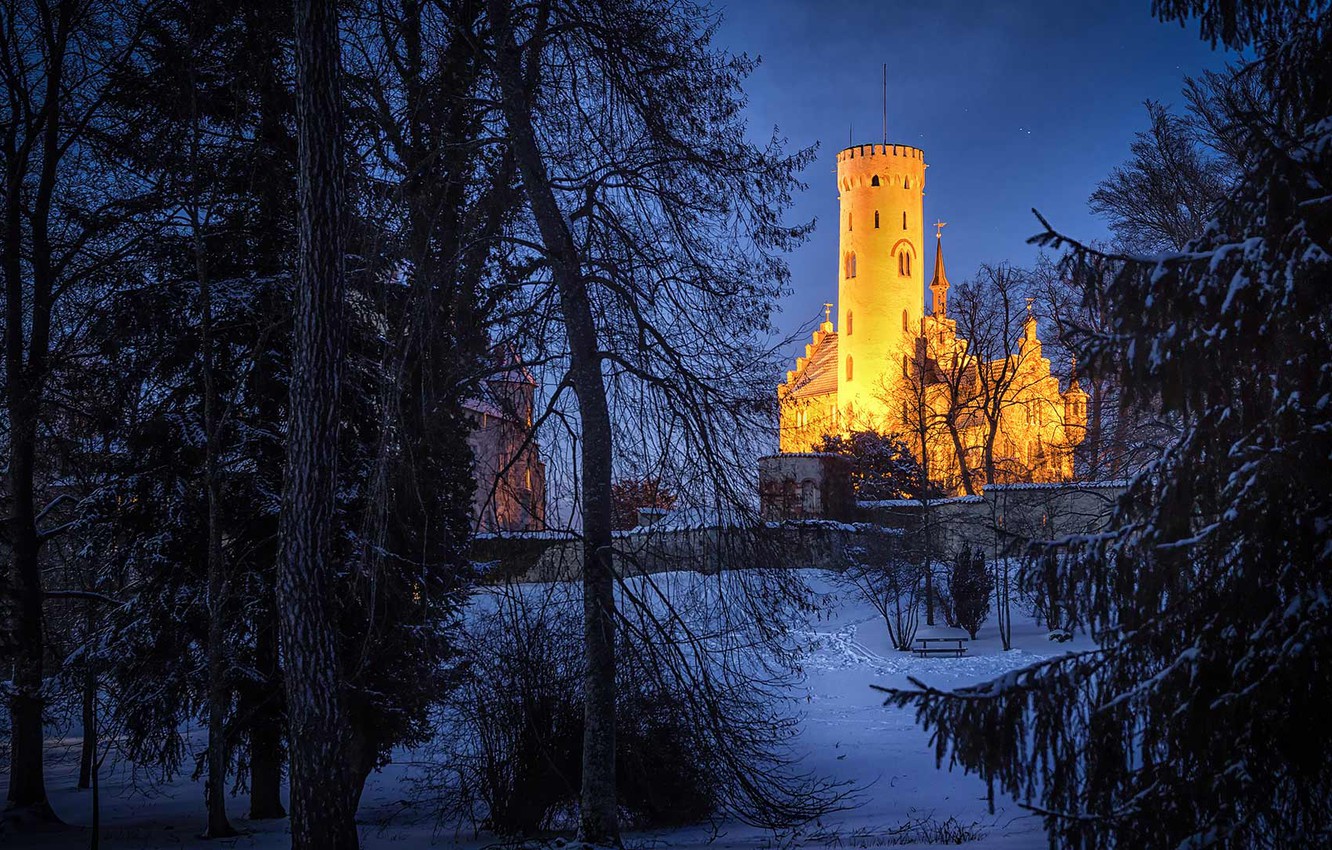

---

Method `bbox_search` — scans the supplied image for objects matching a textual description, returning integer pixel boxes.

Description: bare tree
[483,0,819,840]
[840,528,925,651]
[1089,100,1232,253]
[1,0,145,818]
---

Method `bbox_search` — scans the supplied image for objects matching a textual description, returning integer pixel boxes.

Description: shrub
[949,546,990,640]
[432,583,717,835]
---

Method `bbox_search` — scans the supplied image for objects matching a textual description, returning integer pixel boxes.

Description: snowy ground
[19,569,1086,849]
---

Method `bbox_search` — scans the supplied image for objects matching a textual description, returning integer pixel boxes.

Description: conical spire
[930,221,950,316]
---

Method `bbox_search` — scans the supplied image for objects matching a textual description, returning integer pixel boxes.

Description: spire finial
[929,226,950,317]
[823,302,833,324]
[882,63,887,145]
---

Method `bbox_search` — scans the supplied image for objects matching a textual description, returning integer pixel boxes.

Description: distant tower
[835,143,926,423]
[930,220,949,316]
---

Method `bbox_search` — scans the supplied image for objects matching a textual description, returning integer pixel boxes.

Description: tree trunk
[248,577,286,819]
[3,66,55,822]
[946,415,976,496]
[195,148,238,844]
[6,427,49,813]
[487,2,619,842]
[78,662,95,790]
[281,0,358,847]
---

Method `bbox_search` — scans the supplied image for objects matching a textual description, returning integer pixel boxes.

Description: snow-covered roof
[858,495,985,508]
[986,480,1130,492]
[784,332,838,399]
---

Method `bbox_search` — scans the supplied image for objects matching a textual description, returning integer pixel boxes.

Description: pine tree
[818,430,929,501]
[947,546,989,641]
[879,2,1332,846]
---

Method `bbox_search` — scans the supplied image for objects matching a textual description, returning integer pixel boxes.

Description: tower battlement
[837,143,926,192]
[836,143,924,162]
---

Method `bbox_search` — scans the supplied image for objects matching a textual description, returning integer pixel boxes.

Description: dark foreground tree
[1,0,144,818]
[281,0,358,846]
[881,2,1332,847]
[484,0,833,842]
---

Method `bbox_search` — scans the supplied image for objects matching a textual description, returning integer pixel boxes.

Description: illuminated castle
[777,143,1088,495]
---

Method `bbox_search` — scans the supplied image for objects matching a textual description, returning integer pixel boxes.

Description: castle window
[846,311,853,336]
[902,211,907,230]
[898,251,911,276]
[846,356,853,381]
[847,252,857,278]
[874,210,880,229]
[902,309,908,332]
[871,175,880,187]
[848,212,853,231]
[902,354,910,377]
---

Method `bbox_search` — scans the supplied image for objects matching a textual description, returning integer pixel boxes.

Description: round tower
[835,143,926,426]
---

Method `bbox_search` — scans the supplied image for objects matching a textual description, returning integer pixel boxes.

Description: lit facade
[777,143,1088,494]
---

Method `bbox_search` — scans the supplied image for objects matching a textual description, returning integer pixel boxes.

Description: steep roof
[787,332,838,399]
[929,233,950,315]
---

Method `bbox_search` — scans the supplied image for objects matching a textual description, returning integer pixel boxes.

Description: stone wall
[472,481,1128,581]
[857,481,1128,558]
[473,521,865,583]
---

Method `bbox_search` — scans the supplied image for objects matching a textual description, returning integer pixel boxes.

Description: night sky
[717,0,1238,347]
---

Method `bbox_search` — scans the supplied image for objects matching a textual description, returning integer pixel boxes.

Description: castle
[466,354,546,532]
[776,143,1088,496]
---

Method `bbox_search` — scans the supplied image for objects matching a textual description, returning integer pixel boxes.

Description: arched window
[846,356,853,381]
[902,309,909,332]
[848,212,853,231]
[902,211,907,230]
[871,175,880,187]
[898,252,904,275]
[874,210,880,229]
[849,253,857,278]
[846,311,853,336]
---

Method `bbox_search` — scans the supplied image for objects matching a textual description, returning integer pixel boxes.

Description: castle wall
[473,480,1128,582]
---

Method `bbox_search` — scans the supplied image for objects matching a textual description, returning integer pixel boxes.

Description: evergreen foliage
[818,430,930,501]
[880,2,1332,846]
[946,546,990,641]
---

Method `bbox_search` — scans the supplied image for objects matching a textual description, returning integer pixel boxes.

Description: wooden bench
[914,637,968,658]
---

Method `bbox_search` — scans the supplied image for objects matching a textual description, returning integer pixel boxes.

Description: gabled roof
[786,332,838,399]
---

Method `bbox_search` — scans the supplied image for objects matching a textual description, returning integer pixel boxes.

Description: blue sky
[715,0,1238,345]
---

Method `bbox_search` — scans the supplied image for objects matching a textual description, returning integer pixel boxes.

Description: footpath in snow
[21,568,1085,849]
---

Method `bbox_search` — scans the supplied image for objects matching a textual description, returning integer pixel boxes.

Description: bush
[433,583,717,835]
[949,546,990,640]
